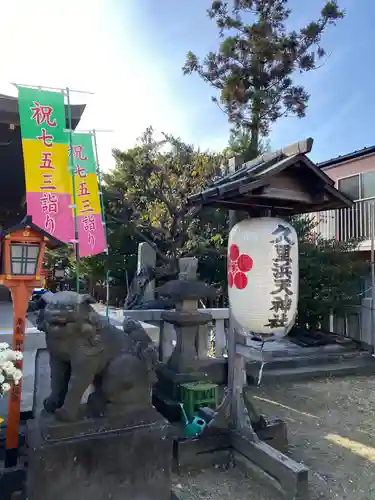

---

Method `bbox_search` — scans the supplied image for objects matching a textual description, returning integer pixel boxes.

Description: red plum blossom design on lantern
[228,244,254,290]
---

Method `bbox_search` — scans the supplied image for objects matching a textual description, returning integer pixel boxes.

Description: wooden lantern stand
[188,139,353,499]
[0,216,63,467]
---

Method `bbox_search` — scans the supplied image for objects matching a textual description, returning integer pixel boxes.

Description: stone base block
[27,407,173,500]
[0,466,26,500]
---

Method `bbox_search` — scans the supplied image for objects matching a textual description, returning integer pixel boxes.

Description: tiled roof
[318,145,375,169]
[189,138,353,215]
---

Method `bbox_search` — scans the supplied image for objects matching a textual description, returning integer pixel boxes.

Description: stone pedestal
[27,407,173,500]
[156,310,214,415]
[164,310,212,375]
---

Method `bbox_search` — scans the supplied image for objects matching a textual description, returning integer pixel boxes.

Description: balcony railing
[313,199,375,245]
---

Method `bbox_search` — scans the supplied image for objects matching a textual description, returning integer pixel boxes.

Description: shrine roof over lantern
[188,138,353,216]
[2,215,64,249]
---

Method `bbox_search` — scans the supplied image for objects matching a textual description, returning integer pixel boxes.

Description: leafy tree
[183,0,344,157]
[291,215,367,329]
[104,127,228,277]
[45,246,72,276]
[45,206,141,295]
[71,206,141,292]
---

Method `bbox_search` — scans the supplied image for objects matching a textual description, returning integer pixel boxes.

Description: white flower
[2,361,16,377]
[0,373,4,384]
[6,351,16,362]
[0,342,9,350]
[14,351,23,361]
[2,382,10,393]
[13,369,22,384]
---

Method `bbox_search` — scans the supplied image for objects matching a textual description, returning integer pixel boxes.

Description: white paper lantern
[228,217,299,336]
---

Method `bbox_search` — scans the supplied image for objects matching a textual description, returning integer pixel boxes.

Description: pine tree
[183,0,344,157]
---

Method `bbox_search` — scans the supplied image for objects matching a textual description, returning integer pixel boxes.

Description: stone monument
[137,242,157,302]
[27,291,174,500]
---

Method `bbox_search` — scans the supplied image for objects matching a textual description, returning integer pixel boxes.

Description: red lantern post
[0,216,63,467]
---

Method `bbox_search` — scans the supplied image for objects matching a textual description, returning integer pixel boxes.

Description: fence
[314,199,375,243]
[120,298,375,360]
[329,299,375,348]
[121,308,229,361]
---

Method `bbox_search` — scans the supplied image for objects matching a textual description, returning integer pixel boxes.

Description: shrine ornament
[228,217,299,336]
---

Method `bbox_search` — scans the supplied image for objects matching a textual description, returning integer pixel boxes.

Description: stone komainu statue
[42,291,158,422]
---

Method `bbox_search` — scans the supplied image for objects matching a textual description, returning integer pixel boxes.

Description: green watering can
[179,403,207,438]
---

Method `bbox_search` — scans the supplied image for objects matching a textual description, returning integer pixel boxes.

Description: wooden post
[227,156,243,424]
[5,281,34,467]
[226,157,259,436]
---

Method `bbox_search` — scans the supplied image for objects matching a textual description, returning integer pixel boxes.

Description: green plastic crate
[179,381,219,418]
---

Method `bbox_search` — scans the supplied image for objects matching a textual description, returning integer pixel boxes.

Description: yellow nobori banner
[75,173,102,216]
[22,139,71,194]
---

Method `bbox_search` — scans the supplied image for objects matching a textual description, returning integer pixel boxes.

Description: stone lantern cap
[156,280,217,301]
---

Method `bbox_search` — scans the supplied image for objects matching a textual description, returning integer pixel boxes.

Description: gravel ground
[172,465,277,500]
[172,376,375,500]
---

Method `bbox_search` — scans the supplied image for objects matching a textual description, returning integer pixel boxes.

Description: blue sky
[0,0,372,169]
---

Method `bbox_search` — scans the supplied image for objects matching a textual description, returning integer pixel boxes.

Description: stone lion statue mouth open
[41,291,158,422]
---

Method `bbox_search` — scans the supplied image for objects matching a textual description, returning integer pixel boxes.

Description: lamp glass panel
[26,261,37,275]
[27,245,40,259]
[10,245,23,259]
[12,262,23,275]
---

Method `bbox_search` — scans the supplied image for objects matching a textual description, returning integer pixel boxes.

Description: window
[361,171,375,199]
[338,175,360,200]
[337,171,375,201]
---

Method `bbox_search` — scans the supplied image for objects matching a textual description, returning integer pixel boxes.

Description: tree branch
[107,215,171,264]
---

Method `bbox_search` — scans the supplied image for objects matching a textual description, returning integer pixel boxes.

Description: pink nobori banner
[77,213,106,257]
[26,192,74,243]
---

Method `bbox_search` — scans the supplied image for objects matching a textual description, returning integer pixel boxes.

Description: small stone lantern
[155,271,217,401]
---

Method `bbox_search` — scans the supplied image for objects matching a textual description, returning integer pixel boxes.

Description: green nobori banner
[18,86,67,144]
[70,133,97,174]
[70,132,107,257]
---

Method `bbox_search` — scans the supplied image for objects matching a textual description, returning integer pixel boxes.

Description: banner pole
[66,87,80,293]
[12,82,94,95]
[74,129,114,134]
[92,129,110,316]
